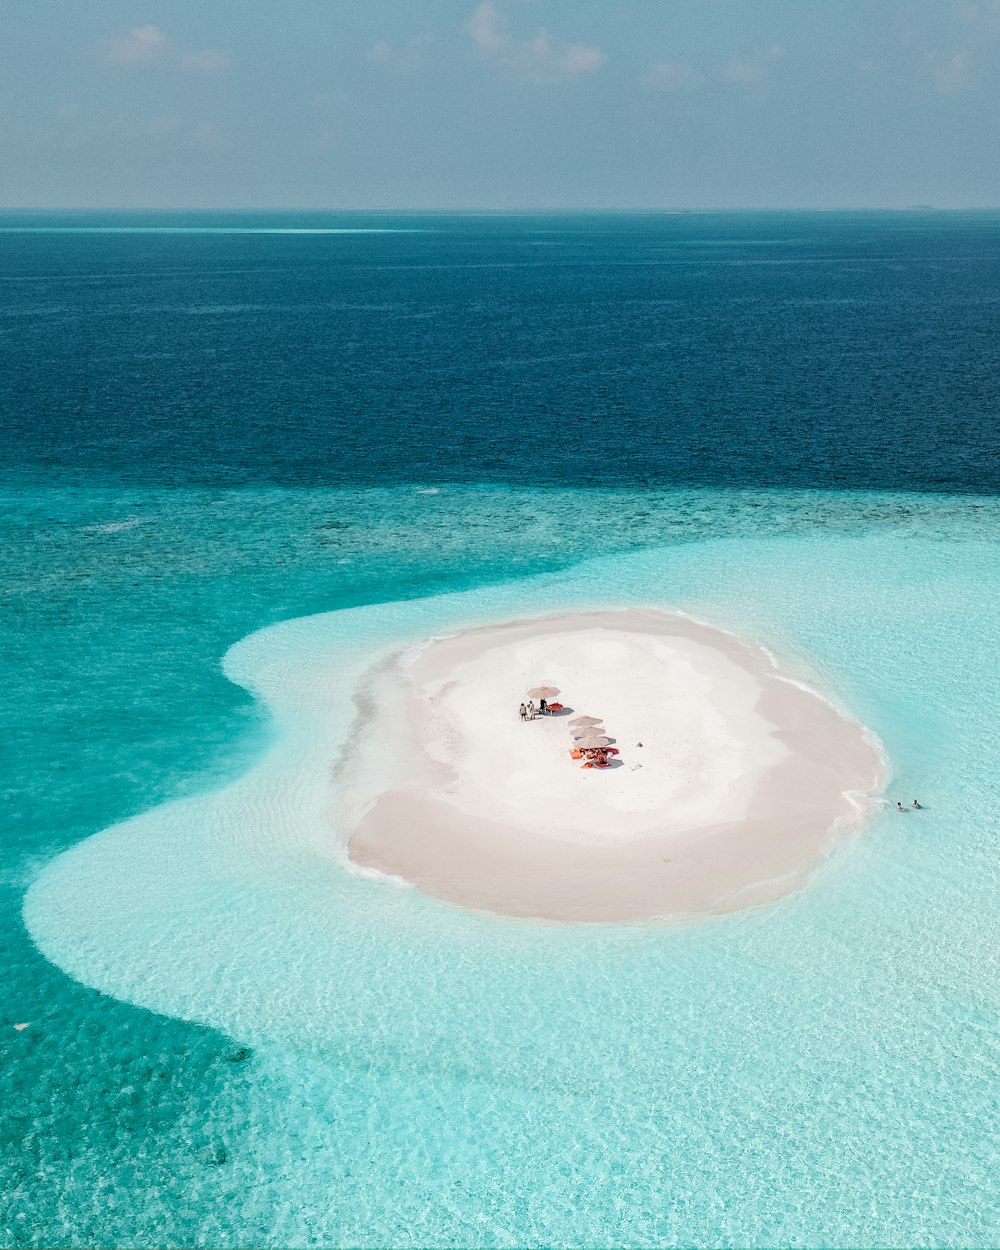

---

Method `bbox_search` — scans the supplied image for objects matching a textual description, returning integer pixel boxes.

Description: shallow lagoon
[7,484,999,1247]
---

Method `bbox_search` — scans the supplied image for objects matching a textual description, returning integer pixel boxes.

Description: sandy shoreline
[345,610,884,923]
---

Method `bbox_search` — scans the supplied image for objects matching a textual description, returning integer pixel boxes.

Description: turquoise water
[3,212,1000,1247]
[5,485,999,1247]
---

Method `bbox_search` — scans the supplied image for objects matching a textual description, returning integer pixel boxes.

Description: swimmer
[912,799,922,809]
[897,801,905,812]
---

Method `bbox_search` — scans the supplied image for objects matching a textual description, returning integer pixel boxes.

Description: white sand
[346,610,884,923]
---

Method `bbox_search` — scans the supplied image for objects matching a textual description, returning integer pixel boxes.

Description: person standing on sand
[527,699,535,719]
[519,703,527,722]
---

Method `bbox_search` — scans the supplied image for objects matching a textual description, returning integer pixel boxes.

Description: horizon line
[2,204,1000,215]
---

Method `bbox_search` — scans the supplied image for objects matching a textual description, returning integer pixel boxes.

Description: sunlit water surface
[3,213,999,1248]
[3,485,996,1248]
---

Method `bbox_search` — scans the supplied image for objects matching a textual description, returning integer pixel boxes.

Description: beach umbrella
[568,715,603,728]
[575,735,611,749]
[526,686,560,700]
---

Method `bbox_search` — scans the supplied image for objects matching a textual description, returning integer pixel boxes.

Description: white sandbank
[345,610,884,923]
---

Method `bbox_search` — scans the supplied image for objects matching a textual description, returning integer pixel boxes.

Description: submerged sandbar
[345,609,883,923]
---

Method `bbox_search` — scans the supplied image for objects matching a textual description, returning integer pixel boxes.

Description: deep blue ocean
[2,212,999,1249]
[4,209,1000,493]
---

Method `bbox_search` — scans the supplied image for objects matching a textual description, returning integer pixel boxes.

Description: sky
[2,0,999,209]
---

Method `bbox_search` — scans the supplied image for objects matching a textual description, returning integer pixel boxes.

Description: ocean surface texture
[2,213,999,1249]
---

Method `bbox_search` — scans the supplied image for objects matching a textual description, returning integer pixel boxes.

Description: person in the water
[897,801,905,812]
[912,799,923,809]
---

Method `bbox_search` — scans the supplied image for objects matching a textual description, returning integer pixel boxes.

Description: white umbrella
[568,715,602,728]
[575,735,611,749]
[526,686,560,700]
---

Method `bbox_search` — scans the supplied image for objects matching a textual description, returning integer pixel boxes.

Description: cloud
[651,62,702,91]
[367,40,395,64]
[181,49,231,72]
[551,40,605,76]
[101,27,232,73]
[103,25,168,65]
[467,3,507,53]
[925,49,970,91]
[465,3,605,82]
[719,46,783,87]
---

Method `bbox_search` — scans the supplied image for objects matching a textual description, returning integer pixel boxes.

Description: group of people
[516,693,618,769]
[582,748,612,767]
[570,725,618,768]
[897,799,923,812]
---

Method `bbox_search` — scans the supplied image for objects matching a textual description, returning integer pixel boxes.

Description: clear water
[3,214,999,1248]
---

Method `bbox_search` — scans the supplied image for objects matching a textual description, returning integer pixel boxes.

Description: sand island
[344,610,884,923]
